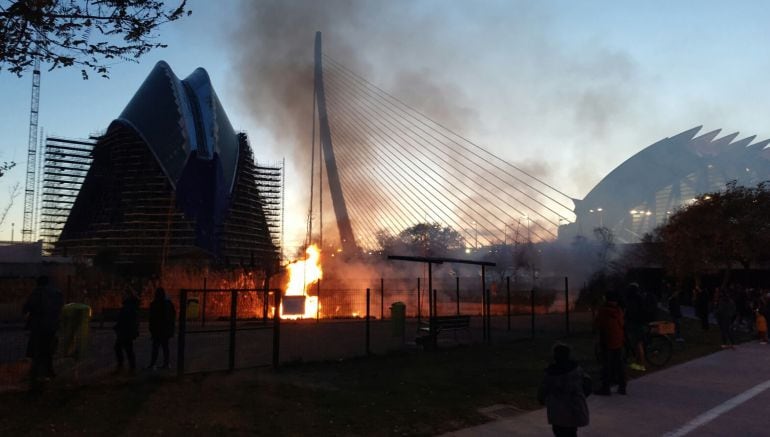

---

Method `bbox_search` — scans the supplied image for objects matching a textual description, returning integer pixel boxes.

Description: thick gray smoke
[229,1,478,163]
[229,0,484,247]
[228,1,658,249]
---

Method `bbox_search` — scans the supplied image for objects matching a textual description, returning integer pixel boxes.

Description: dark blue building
[58,62,278,269]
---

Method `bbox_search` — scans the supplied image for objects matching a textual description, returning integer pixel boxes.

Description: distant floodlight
[630,210,638,214]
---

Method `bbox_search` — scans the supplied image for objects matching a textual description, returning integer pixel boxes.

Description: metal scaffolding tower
[39,136,95,253]
[22,58,41,241]
[255,160,284,260]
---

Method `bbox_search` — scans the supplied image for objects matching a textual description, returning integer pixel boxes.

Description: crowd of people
[693,284,770,348]
[21,275,176,389]
[539,281,770,436]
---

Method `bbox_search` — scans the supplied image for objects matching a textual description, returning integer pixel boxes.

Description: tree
[377,222,464,257]
[593,226,616,269]
[0,180,20,227]
[657,181,770,285]
[1,0,190,78]
[0,161,14,178]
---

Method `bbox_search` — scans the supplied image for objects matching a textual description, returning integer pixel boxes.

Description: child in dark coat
[538,343,591,437]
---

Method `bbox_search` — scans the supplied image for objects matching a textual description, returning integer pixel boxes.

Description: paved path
[447,342,770,436]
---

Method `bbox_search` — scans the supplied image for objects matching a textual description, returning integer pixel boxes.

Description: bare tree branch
[0,181,21,228]
[0,0,190,78]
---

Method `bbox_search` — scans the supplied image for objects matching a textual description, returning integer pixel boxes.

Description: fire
[281,244,323,319]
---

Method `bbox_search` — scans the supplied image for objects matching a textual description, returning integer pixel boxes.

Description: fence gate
[177,288,282,374]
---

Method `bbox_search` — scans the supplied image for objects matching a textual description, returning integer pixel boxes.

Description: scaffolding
[254,158,285,262]
[39,136,95,253]
[53,127,279,270]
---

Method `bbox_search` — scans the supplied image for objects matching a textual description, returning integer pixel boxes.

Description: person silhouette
[23,275,64,387]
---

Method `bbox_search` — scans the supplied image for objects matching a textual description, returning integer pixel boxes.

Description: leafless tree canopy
[0,0,190,78]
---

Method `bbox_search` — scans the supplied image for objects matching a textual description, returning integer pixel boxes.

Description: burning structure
[56,61,280,270]
[561,126,770,243]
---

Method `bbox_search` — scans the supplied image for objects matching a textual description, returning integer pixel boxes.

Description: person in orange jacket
[594,290,626,395]
[756,308,767,344]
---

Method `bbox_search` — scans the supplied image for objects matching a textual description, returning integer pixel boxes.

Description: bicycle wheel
[646,334,673,367]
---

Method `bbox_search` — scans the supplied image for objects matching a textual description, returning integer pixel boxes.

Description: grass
[0,316,727,436]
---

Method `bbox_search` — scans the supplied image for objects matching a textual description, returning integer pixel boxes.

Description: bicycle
[642,321,674,367]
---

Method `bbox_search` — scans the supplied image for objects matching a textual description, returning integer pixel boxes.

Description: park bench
[417,315,471,345]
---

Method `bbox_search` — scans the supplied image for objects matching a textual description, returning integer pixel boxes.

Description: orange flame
[281,244,322,319]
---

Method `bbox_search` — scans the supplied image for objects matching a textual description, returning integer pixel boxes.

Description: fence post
[417,277,421,323]
[316,278,321,322]
[481,265,487,342]
[530,287,535,340]
[486,288,491,343]
[229,289,237,372]
[380,277,384,320]
[263,275,270,322]
[456,276,460,316]
[565,277,570,337]
[506,276,511,331]
[273,289,282,370]
[481,284,487,342]
[202,277,207,327]
[98,283,104,329]
[366,288,371,356]
[177,289,188,376]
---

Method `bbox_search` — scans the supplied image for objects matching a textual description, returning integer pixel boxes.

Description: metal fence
[1,275,580,388]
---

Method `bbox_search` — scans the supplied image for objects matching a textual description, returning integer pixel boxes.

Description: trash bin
[187,298,200,320]
[58,303,91,361]
[390,301,406,338]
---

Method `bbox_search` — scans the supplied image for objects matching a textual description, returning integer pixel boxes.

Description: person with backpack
[624,283,655,371]
[538,343,592,437]
[148,287,175,369]
[22,275,64,387]
[114,287,140,373]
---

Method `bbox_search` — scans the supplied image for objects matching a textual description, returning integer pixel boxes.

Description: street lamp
[521,215,531,242]
[589,208,603,227]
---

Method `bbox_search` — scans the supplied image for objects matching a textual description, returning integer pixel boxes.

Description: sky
[2,0,770,251]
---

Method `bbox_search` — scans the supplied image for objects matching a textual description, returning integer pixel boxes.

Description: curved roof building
[561,126,770,243]
[57,62,278,268]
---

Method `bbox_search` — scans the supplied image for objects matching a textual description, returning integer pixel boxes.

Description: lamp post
[504,222,516,245]
[589,208,603,228]
[10,223,14,242]
[521,215,531,243]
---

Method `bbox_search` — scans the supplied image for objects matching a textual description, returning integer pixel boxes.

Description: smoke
[227,1,668,249]
[229,0,487,247]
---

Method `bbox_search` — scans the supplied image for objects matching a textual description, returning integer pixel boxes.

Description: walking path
[447,342,770,436]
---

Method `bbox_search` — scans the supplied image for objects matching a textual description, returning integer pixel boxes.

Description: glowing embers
[281,244,322,319]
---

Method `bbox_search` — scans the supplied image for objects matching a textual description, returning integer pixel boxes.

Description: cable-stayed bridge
[308,32,575,252]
